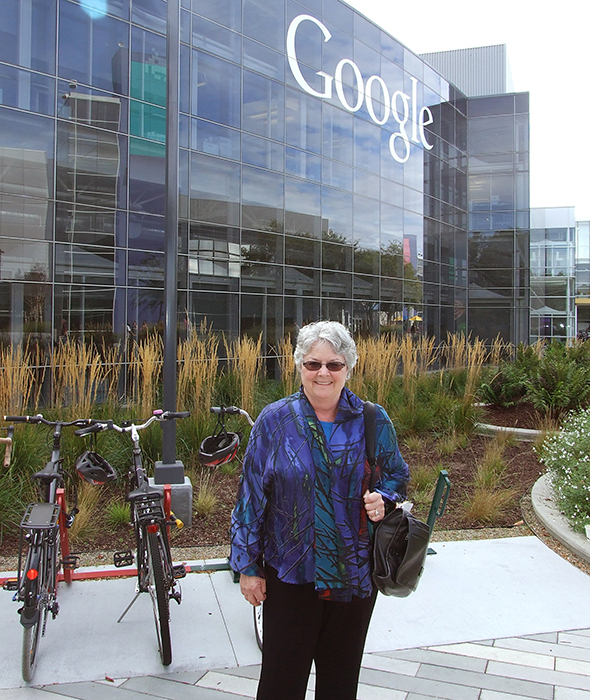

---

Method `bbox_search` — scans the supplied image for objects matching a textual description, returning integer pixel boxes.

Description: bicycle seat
[127,482,161,503]
[32,462,62,485]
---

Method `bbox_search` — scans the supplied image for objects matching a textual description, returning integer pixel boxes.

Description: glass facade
[0,0,529,357]
[530,208,576,343]
[467,94,530,344]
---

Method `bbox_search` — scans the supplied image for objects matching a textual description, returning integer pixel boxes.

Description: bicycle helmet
[198,430,240,467]
[76,450,117,485]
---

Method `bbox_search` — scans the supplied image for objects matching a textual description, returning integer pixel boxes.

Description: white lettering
[365,75,390,126]
[334,59,364,112]
[286,14,436,163]
[286,15,334,99]
[390,91,411,163]
[419,106,434,150]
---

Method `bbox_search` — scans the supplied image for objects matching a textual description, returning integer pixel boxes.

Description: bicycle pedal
[170,586,182,605]
[113,550,134,568]
[2,579,18,592]
[172,564,186,580]
[62,554,80,571]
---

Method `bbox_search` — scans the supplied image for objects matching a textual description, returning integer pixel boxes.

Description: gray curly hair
[293,321,358,376]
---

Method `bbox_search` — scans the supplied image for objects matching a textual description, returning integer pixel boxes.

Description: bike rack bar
[57,488,72,584]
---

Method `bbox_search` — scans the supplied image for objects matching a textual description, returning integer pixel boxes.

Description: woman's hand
[364,490,385,522]
[240,574,267,606]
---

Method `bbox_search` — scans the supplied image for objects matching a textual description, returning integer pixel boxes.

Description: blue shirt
[229,387,409,599]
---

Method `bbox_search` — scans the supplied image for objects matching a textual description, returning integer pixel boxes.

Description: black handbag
[364,401,430,597]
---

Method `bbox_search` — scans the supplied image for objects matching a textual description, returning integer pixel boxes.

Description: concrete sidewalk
[2,535,590,698]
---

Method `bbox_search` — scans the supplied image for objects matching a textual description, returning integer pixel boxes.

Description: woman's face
[300,341,347,409]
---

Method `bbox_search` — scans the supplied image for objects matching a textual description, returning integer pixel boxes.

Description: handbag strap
[363,401,377,491]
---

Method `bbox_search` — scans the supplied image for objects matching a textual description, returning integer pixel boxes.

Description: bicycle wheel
[146,530,172,665]
[21,543,46,682]
[253,602,263,652]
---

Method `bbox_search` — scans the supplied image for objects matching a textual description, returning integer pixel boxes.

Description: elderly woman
[230,321,409,700]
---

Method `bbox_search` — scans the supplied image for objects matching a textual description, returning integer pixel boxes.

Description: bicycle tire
[21,541,45,682]
[147,530,172,665]
[253,602,263,652]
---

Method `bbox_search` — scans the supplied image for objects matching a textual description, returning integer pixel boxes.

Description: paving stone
[39,682,150,699]
[522,632,559,643]
[494,635,590,663]
[210,666,261,681]
[123,675,219,698]
[153,670,208,685]
[560,632,590,649]
[382,648,487,673]
[556,657,590,677]
[487,660,590,691]
[359,667,480,700]
[417,662,553,699]
[554,687,590,699]
[428,642,555,669]
[480,691,551,700]
[362,653,420,676]
[197,671,258,697]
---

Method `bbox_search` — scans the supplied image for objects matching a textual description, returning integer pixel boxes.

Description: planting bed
[0,403,547,559]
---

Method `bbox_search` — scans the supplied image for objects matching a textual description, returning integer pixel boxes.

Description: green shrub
[538,407,590,532]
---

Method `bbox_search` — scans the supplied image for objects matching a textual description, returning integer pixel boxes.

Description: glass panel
[129,138,165,215]
[243,38,285,82]
[131,0,166,34]
[128,212,164,251]
[285,232,320,267]
[55,243,115,285]
[59,0,129,94]
[241,263,282,295]
[286,88,321,154]
[0,194,51,242]
[188,290,239,335]
[243,0,285,51]
[323,0,354,34]
[0,238,51,282]
[284,267,319,296]
[56,116,124,209]
[354,169,379,198]
[322,160,353,191]
[192,15,241,63]
[192,51,241,128]
[286,147,321,182]
[353,195,379,249]
[0,65,55,116]
[0,108,54,200]
[243,71,284,141]
[192,118,241,160]
[193,0,241,32]
[130,101,165,142]
[242,165,284,231]
[285,177,321,237]
[322,242,352,272]
[241,229,283,264]
[322,271,352,299]
[468,115,515,155]
[322,187,352,242]
[131,26,167,106]
[55,202,117,247]
[240,293,282,344]
[128,249,164,287]
[190,153,240,225]
[323,104,353,165]
[242,133,284,171]
[0,0,56,73]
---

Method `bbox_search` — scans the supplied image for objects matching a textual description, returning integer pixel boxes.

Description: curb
[475,422,542,442]
[531,473,590,565]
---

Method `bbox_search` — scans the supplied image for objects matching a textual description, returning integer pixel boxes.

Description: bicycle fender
[19,605,40,628]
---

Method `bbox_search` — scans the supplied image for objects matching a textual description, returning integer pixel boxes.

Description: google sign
[287,14,434,164]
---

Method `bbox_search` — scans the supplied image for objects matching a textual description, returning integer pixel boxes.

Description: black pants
[256,566,377,700]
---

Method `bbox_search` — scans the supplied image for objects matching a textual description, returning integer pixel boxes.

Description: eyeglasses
[302,361,347,372]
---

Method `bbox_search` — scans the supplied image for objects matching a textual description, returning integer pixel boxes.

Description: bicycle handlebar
[4,414,93,428]
[210,405,254,427]
[75,410,190,437]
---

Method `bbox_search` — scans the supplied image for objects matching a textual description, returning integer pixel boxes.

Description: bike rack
[56,488,72,584]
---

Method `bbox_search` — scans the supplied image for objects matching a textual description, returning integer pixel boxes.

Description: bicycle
[200,406,263,650]
[2,414,96,682]
[76,409,189,666]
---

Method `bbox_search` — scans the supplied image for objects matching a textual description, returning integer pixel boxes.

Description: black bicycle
[201,406,263,650]
[2,414,94,682]
[76,409,189,666]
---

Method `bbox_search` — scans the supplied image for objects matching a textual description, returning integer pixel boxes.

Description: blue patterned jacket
[229,387,409,599]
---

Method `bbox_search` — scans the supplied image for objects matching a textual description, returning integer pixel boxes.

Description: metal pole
[157,0,182,479]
